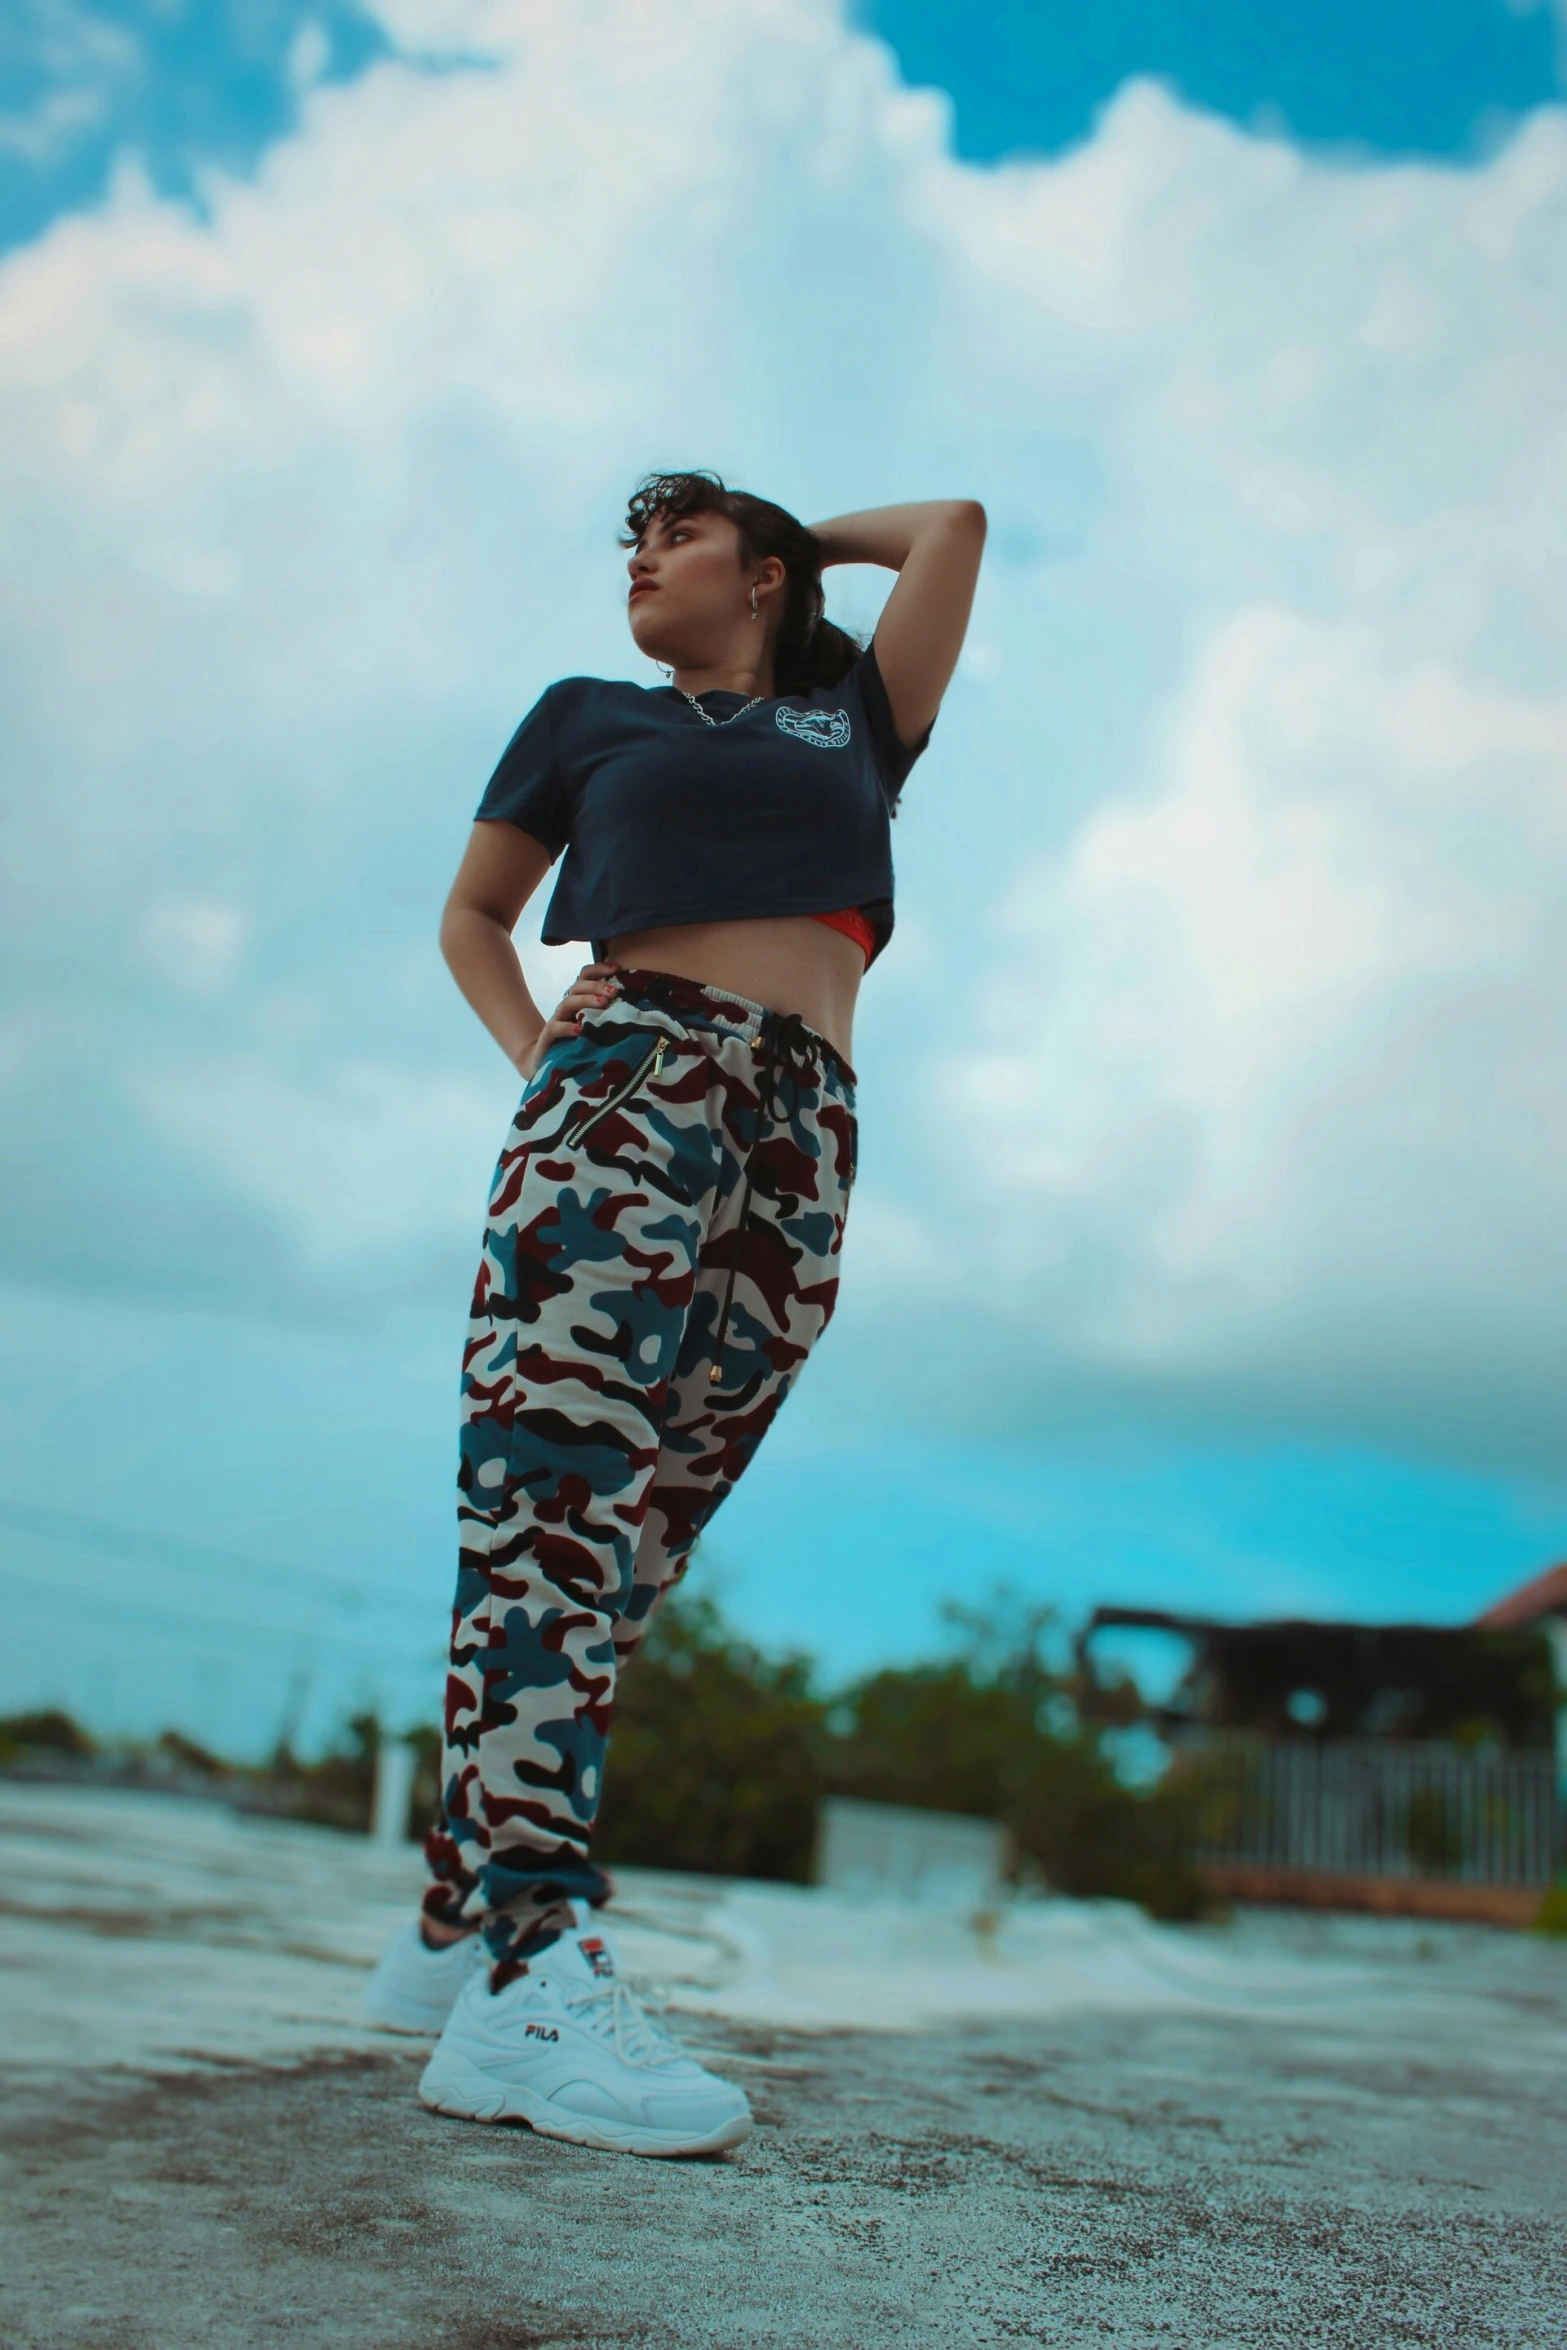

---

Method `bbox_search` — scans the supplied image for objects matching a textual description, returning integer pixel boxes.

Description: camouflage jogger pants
[422,964,858,1971]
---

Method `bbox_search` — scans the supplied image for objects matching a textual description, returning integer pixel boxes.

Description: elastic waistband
[610,965,857,1094]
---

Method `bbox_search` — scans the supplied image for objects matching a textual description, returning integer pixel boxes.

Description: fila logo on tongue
[579,1936,615,1978]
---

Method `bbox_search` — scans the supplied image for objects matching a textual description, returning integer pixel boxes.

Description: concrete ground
[1,1784,1563,2349]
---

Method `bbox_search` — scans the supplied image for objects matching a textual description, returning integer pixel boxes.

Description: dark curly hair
[621,470,863,695]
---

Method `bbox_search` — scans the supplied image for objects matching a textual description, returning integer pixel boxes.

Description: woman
[364,471,985,2156]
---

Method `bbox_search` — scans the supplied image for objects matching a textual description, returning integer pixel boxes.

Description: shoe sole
[418,2049,751,2159]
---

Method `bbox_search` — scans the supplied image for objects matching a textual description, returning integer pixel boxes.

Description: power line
[0,1561,445,1667]
[0,1493,443,1619]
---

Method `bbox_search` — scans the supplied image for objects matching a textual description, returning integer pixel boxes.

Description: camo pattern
[422,965,858,1972]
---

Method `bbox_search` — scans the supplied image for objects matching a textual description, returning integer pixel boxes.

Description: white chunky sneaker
[418,1914,751,2158]
[362,1920,485,2034]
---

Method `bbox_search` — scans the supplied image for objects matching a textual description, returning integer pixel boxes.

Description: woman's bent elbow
[439,900,472,974]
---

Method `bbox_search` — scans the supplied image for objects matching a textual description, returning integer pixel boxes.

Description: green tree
[597,1592,825,1881]
[595,1587,1208,1918]
[823,1597,1206,1919]
[0,1709,95,1758]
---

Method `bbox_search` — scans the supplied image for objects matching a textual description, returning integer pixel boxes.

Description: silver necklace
[678,685,767,728]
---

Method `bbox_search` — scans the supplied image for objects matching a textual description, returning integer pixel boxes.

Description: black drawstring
[708,1010,819,1386]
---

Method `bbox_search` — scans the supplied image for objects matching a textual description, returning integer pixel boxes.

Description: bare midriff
[603,915,867,1067]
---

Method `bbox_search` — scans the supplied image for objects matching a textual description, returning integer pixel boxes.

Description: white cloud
[2,0,1565,1464]
[287,21,333,92]
[138,899,250,994]
[0,6,136,168]
[937,611,1567,1372]
[134,1057,502,1260]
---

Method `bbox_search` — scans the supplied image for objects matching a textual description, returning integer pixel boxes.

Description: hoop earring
[750,584,759,621]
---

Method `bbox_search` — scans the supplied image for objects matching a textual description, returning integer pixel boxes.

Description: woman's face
[626,508,779,665]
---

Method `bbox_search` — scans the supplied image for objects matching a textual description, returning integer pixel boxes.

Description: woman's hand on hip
[518,963,621,1080]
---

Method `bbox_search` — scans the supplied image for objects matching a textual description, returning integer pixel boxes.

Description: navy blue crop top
[473,638,930,968]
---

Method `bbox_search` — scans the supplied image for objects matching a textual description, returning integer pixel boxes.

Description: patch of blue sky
[0,0,392,254]
[1,1285,1561,1755]
[856,0,1564,163]
[706,1419,1567,1684]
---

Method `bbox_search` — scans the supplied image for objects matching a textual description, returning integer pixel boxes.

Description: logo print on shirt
[776,705,850,751]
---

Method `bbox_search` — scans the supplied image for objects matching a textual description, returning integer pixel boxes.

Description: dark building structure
[1077,1566,1566,1924]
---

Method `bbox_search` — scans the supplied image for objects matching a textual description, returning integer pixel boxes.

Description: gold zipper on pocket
[560,1030,670,1151]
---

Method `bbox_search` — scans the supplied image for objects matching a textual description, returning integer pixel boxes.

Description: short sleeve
[473,685,571,857]
[853,638,934,803]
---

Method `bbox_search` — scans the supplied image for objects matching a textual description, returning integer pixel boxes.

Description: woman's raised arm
[808,498,986,746]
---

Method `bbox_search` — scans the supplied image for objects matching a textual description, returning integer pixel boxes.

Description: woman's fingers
[562,967,619,1021]
[520,963,623,1072]
[523,967,621,1073]
[532,964,620,1055]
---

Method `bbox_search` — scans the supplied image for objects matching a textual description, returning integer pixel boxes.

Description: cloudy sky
[3,0,1566,1754]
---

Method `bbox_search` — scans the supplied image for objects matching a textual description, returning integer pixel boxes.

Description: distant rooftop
[1084,1555,1567,1643]
[1475,1562,1567,1629]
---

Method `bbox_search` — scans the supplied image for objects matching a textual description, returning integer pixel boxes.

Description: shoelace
[708,1007,820,1385]
[559,1976,690,2070]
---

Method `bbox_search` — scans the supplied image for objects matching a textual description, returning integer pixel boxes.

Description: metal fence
[1176,1735,1561,1887]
